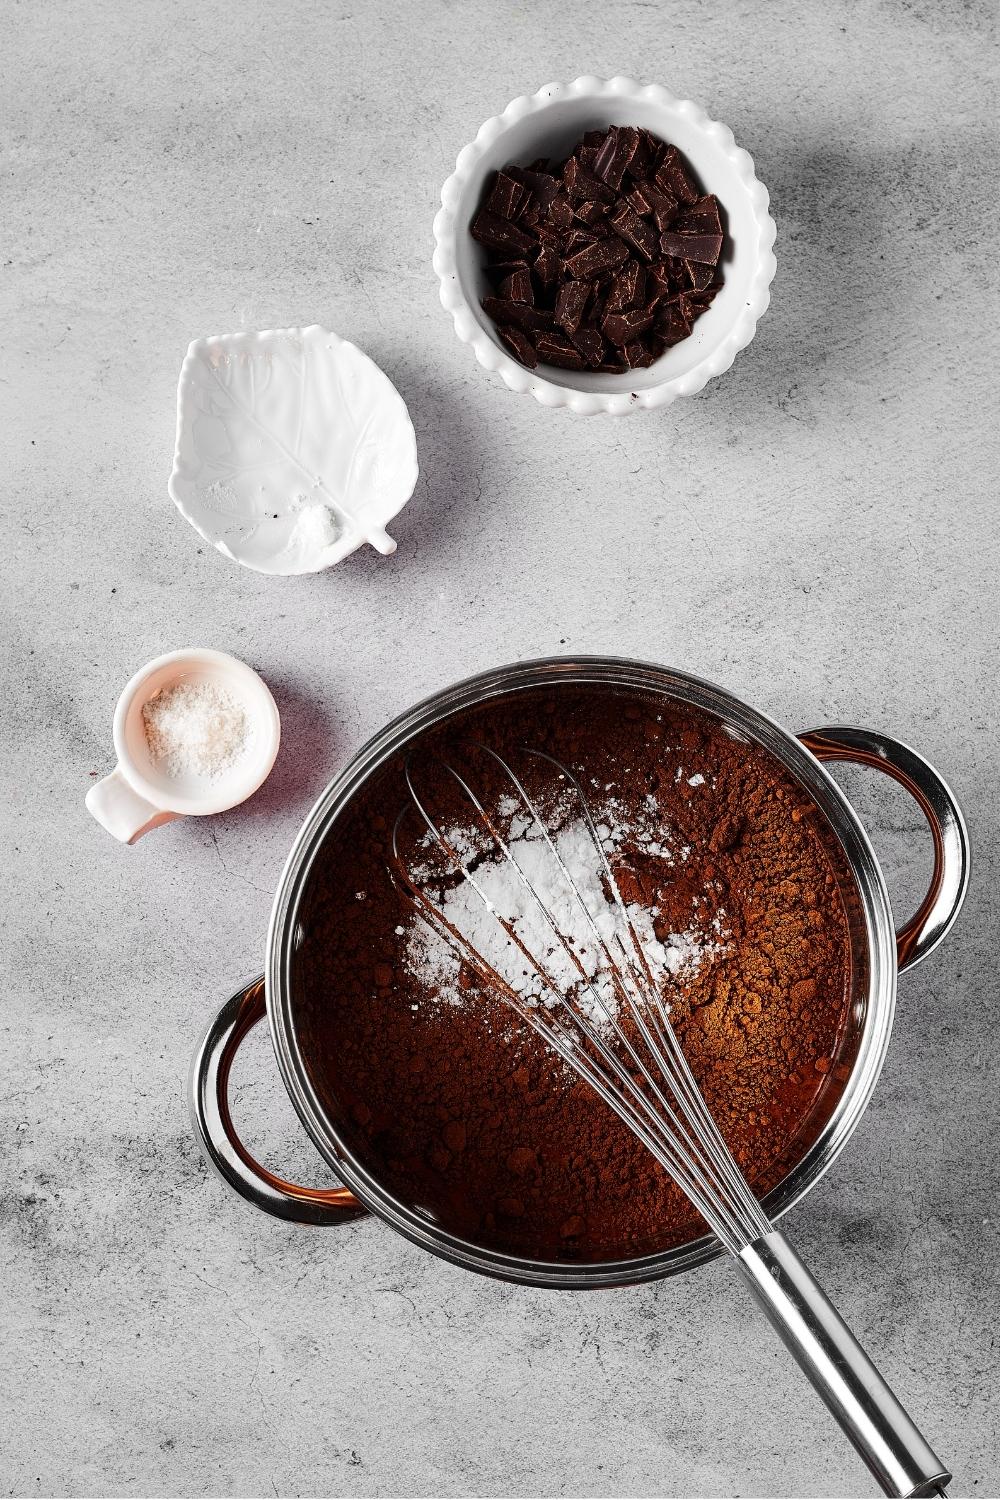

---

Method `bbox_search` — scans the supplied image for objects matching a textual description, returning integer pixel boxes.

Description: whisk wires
[390,745,771,1256]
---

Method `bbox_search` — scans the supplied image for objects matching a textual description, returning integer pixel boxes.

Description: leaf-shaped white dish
[168,325,418,574]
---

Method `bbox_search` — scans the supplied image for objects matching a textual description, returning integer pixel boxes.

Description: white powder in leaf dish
[288,500,341,555]
[141,680,251,779]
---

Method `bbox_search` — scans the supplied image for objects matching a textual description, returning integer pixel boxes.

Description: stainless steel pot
[191,658,968,1290]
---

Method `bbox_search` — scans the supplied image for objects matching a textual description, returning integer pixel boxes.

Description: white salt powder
[403,787,726,1035]
[141,680,251,779]
[289,500,341,554]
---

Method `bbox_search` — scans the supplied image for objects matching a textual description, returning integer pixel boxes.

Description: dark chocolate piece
[554,279,592,335]
[481,297,552,332]
[521,170,559,215]
[570,326,606,367]
[497,326,538,368]
[471,210,534,255]
[547,194,574,231]
[593,126,639,190]
[484,258,529,283]
[563,227,599,256]
[675,195,722,235]
[534,244,562,286]
[655,300,693,346]
[601,307,653,347]
[486,171,528,221]
[630,128,663,180]
[563,155,617,204]
[606,259,644,312]
[564,236,629,279]
[499,267,534,304]
[643,183,680,230]
[659,230,723,265]
[645,262,673,305]
[656,145,699,204]
[627,184,653,216]
[623,341,657,368]
[574,200,610,227]
[533,332,587,369]
[610,201,658,262]
[685,261,715,292]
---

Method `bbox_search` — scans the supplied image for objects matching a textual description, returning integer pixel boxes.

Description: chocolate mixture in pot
[294,686,858,1263]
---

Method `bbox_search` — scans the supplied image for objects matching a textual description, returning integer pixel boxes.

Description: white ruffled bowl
[432,77,777,416]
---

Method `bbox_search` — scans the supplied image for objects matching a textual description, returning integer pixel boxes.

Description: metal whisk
[391,745,949,1499]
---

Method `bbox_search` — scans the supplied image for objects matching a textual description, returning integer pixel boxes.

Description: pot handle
[189,976,366,1225]
[799,726,970,975]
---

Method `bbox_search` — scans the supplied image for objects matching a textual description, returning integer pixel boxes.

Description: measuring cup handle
[799,726,970,974]
[189,976,366,1225]
[86,765,181,843]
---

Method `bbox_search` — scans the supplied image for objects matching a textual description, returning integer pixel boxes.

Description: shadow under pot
[192,658,966,1286]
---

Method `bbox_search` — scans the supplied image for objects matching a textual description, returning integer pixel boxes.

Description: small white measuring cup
[86,648,281,843]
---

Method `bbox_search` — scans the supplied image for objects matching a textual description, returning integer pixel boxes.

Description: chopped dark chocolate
[499,267,534,304]
[471,210,535,256]
[601,307,654,347]
[472,127,725,375]
[570,326,606,368]
[498,326,538,368]
[659,230,724,265]
[521,169,559,213]
[656,300,693,346]
[656,146,699,204]
[685,261,715,292]
[485,258,529,283]
[627,184,653,217]
[645,262,672,305]
[609,201,659,262]
[593,126,640,190]
[547,194,574,231]
[534,244,562,286]
[481,296,552,332]
[605,259,644,312]
[643,183,680,231]
[486,171,528,221]
[574,200,611,227]
[554,279,592,335]
[630,128,664,180]
[624,340,657,369]
[563,155,617,204]
[533,332,587,369]
[675,196,722,236]
[565,235,629,280]
[563,227,600,256]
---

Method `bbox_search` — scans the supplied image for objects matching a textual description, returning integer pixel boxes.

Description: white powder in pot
[141,680,251,779]
[402,788,727,1036]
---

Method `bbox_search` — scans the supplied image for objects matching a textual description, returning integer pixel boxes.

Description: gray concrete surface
[2,1,998,1495]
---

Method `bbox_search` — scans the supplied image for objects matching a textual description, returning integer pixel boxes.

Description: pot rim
[266,656,896,1288]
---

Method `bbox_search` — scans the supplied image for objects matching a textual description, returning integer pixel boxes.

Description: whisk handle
[738,1232,950,1498]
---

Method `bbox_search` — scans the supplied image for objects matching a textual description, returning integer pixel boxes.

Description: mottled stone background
[2,1,998,1495]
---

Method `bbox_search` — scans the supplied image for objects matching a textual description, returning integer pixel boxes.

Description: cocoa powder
[295,685,859,1263]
